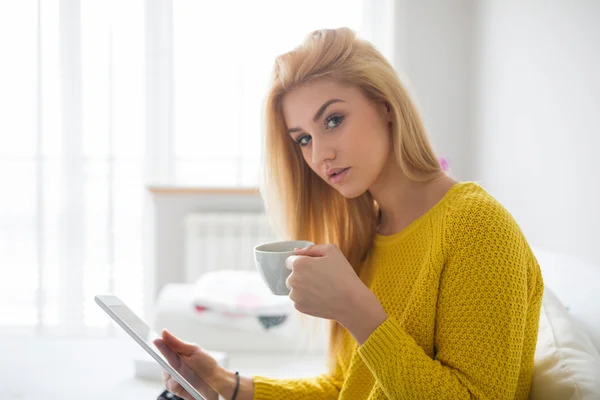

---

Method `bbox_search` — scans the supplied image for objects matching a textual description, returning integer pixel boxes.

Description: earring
[439,157,450,172]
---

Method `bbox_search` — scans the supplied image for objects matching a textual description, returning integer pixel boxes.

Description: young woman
[154,27,543,400]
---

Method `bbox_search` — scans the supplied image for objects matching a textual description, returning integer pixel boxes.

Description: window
[0,0,146,335]
[0,0,372,335]
[171,0,364,186]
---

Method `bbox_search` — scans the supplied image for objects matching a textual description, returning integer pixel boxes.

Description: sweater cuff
[251,375,275,400]
[357,315,411,371]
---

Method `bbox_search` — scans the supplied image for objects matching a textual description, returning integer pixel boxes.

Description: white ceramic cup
[254,240,314,296]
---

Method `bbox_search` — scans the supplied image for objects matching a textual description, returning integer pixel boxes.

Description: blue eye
[325,115,344,130]
[295,135,312,147]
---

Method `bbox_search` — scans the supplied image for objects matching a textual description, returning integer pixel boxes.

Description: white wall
[389,1,600,265]
[392,0,477,180]
[474,1,600,264]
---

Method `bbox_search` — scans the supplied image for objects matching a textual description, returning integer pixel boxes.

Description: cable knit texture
[253,181,544,399]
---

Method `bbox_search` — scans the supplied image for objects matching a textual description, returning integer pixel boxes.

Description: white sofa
[532,247,600,352]
[529,247,600,399]
[153,283,327,355]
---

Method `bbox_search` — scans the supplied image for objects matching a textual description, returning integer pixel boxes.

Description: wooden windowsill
[146,185,260,196]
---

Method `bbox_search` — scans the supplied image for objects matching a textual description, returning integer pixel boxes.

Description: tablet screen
[109,304,162,355]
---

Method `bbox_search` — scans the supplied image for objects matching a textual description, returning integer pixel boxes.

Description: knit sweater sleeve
[252,353,344,400]
[356,197,541,399]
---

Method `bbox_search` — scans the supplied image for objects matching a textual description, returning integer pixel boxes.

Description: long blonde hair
[260,27,441,368]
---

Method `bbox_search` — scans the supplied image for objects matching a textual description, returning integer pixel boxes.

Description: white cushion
[193,270,293,316]
[530,287,600,399]
[154,283,328,354]
[532,246,600,351]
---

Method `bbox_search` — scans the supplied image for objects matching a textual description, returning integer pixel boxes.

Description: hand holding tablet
[153,330,222,400]
[94,295,222,400]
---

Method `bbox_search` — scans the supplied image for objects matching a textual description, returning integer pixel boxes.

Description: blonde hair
[260,27,441,369]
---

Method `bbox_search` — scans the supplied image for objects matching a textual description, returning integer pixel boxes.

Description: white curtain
[0,0,390,336]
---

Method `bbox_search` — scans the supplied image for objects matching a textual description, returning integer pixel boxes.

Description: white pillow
[531,246,600,351]
[530,287,600,399]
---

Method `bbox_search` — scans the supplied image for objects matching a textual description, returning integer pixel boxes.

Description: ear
[381,101,392,121]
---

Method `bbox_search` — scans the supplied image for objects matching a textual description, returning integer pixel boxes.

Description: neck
[369,153,447,235]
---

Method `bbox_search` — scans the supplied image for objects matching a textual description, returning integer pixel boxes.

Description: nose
[311,136,336,166]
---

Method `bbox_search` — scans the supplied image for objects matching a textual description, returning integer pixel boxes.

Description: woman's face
[282,79,392,198]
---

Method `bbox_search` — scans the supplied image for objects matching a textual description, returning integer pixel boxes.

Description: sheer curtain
[0,0,391,336]
[0,0,146,336]
[170,0,364,186]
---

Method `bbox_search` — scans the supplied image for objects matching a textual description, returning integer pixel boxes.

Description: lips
[326,167,349,177]
[328,167,350,183]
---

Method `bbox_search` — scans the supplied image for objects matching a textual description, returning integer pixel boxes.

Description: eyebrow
[287,99,345,134]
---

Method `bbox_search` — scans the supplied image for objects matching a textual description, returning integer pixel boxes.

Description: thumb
[161,329,197,356]
[294,243,331,257]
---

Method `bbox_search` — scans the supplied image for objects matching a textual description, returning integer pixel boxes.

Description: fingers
[294,243,336,257]
[161,368,182,397]
[288,244,336,270]
[159,352,189,400]
[293,244,314,255]
[286,244,337,288]
[166,376,187,399]
[160,329,198,356]
[285,255,302,271]
[154,338,182,369]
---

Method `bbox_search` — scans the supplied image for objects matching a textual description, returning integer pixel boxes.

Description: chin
[335,184,368,199]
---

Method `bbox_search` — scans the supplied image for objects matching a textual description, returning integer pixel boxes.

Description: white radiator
[184,211,278,283]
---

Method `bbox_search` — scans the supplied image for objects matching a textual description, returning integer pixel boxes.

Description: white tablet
[94,294,206,400]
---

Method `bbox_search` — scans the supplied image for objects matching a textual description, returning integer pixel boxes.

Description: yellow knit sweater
[253,182,544,399]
